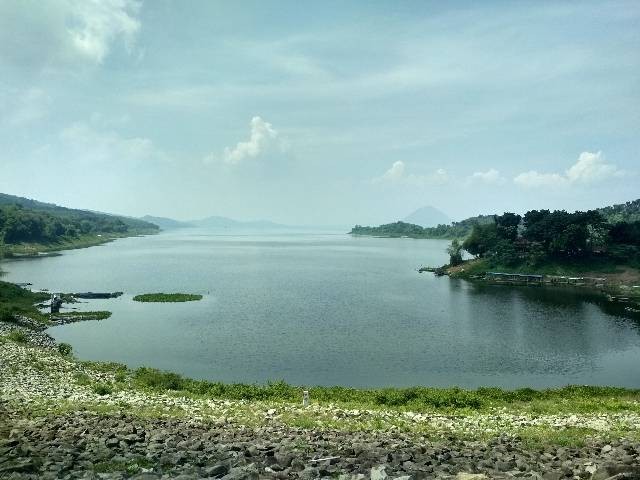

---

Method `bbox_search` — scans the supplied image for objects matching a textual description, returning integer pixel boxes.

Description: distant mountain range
[403,206,451,227]
[140,214,326,231]
[139,215,193,230]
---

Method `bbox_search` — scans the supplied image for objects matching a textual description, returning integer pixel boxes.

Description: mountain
[140,215,193,230]
[403,206,451,228]
[0,192,158,248]
[351,214,494,239]
[0,193,158,234]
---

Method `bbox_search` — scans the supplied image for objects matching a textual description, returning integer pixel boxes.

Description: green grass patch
[132,293,202,302]
[518,426,598,448]
[5,330,28,343]
[0,280,50,323]
[52,311,112,320]
[450,257,635,279]
[93,457,152,475]
[129,366,640,412]
[92,383,114,396]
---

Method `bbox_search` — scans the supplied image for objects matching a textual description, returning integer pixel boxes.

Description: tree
[462,223,499,257]
[495,212,521,242]
[447,239,464,266]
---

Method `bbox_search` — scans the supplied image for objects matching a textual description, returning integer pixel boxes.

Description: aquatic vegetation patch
[52,311,112,320]
[132,293,203,302]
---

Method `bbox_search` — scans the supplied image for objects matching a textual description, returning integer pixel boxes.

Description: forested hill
[350,215,494,239]
[351,199,640,240]
[0,193,158,249]
[597,199,640,223]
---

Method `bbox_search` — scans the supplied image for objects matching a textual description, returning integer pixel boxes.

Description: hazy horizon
[1,1,638,225]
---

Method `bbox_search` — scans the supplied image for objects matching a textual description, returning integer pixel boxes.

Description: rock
[0,458,36,473]
[371,465,389,480]
[456,474,488,480]
[204,464,229,477]
[221,465,259,480]
[585,465,598,475]
[601,445,613,454]
[274,452,294,467]
[298,466,320,479]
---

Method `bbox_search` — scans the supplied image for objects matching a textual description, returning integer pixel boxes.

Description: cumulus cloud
[372,161,449,186]
[205,116,282,165]
[0,0,141,69]
[465,168,506,185]
[514,151,623,188]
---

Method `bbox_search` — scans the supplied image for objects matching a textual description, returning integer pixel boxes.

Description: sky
[0,0,638,226]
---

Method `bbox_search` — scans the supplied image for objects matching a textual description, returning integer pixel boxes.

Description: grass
[132,293,203,303]
[0,231,157,258]
[0,280,50,323]
[52,311,112,320]
[93,457,152,475]
[5,330,28,343]
[449,257,638,279]
[129,366,640,413]
[518,426,598,449]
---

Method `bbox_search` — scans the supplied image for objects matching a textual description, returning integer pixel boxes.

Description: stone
[456,474,488,480]
[371,465,389,480]
[298,466,320,479]
[204,464,229,477]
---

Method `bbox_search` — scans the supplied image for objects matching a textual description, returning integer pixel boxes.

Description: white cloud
[566,151,623,184]
[373,161,449,187]
[513,171,568,188]
[0,88,51,126]
[206,116,282,165]
[0,0,141,69]
[514,151,623,188]
[68,0,141,63]
[59,122,169,165]
[466,168,506,185]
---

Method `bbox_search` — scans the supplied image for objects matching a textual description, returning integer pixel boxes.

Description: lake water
[3,230,640,389]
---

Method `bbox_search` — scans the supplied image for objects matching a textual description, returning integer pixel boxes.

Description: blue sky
[1,0,638,225]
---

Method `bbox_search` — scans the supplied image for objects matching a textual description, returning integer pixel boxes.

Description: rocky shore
[1,321,639,479]
[2,402,639,480]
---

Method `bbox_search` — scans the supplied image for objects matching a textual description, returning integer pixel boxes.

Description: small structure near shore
[50,294,63,313]
[485,272,543,285]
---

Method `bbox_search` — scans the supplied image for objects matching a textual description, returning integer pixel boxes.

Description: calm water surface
[3,230,640,388]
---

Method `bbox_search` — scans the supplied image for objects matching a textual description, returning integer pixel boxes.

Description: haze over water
[4,231,640,389]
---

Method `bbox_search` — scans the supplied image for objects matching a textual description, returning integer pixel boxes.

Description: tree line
[0,203,158,245]
[448,209,640,269]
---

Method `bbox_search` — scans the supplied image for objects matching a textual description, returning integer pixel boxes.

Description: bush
[6,330,28,343]
[0,306,15,322]
[92,383,113,396]
[57,342,73,356]
[133,367,185,390]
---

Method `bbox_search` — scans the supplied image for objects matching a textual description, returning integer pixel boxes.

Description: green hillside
[0,193,159,256]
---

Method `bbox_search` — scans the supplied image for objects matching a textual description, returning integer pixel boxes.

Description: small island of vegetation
[132,293,203,303]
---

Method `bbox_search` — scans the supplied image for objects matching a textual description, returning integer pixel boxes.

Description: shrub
[6,330,28,343]
[133,367,185,390]
[57,342,73,356]
[0,306,15,322]
[92,383,113,396]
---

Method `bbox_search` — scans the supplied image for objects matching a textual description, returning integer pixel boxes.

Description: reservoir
[2,230,639,389]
